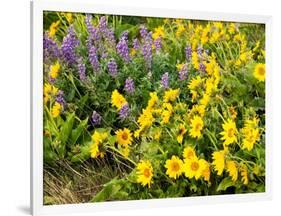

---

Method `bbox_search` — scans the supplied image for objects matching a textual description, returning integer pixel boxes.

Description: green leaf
[60,113,75,146]
[217,177,235,192]
[70,118,88,145]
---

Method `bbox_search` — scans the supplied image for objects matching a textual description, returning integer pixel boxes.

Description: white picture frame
[31,0,272,215]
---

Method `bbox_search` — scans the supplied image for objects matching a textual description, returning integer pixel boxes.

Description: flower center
[187,151,194,159]
[122,132,128,140]
[171,162,180,172]
[191,162,199,171]
[228,128,235,137]
[258,67,265,76]
[143,168,151,178]
[195,123,202,131]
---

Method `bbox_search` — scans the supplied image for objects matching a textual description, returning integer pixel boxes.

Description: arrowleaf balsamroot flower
[253,63,265,82]
[163,89,180,103]
[90,131,108,158]
[49,61,60,79]
[165,156,184,179]
[51,102,62,118]
[226,160,238,182]
[136,160,153,187]
[189,115,204,139]
[177,124,187,144]
[111,90,127,111]
[183,157,205,180]
[183,146,197,160]
[116,128,133,147]
[212,150,226,175]
[220,119,238,146]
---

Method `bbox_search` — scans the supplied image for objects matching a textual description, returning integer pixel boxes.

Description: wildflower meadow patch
[43,11,265,205]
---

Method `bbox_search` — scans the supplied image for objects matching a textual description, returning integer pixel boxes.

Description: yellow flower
[189,115,204,139]
[92,131,108,145]
[152,26,165,40]
[188,76,202,91]
[212,150,225,175]
[176,124,187,144]
[90,131,108,159]
[192,52,200,70]
[183,157,205,180]
[201,160,211,182]
[240,164,249,185]
[147,92,159,110]
[241,118,260,151]
[176,24,185,37]
[49,20,60,38]
[51,102,62,118]
[253,63,265,82]
[136,160,153,187]
[89,142,100,158]
[44,83,58,103]
[49,61,60,79]
[165,156,184,179]
[176,63,185,71]
[220,119,238,146]
[183,146,197,160]
[226,160,238,182]
[111,90,127,110]
[116,128,133,147]
[138,108,154,129]
[164,89,180,103]
[130,48,136,56]
[64,12,73,23]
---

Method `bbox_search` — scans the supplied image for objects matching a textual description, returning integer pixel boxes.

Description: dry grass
[43,157,132,205]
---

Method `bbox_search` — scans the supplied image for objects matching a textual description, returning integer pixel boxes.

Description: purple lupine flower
[91,111,102,126]
[116,31,130,63]
[85,14,100,46]
[107,59,118,77]
[119,103,130,119]
[104,28,116,46]
[124,77,135,94]
[185,45,192,61]
[154,36,162,52]
[140,25,148,38]
[61,25,79,65]
[43,33,60,62]
[161,72,169,89]
[199,62,206,73]
[197,47,204,56]
[141,31,153,69]
[56,90,66,108]
[77,57,86,81]
[133,38,140,50]
[98,16,107,34]
[179,64,188,80]
[89,46,100,72]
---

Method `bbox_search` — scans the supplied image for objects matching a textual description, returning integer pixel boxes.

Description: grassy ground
[43,158,130,205]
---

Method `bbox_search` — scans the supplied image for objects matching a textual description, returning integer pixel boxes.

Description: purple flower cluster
[199,62,206,73]
[185,45,192,61]
[140,25,148,38]
[116,31,130,63]
[77,58,86,81]
[119,103,130,119]
[91,111,102,126]
[85,14,100,47]
[154,37,162,52]
[197,47,204,56]
[61,26,79,65]
[179,64,188,80]
[133,38,140,50]
[161,72,169,89]
[124,77,135,94]
[55,90,66,108]
[43,33,60,62]
[98,16,116,46]
[89,46,100,72]
[107,59,118,77]
[141,31,153,69]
